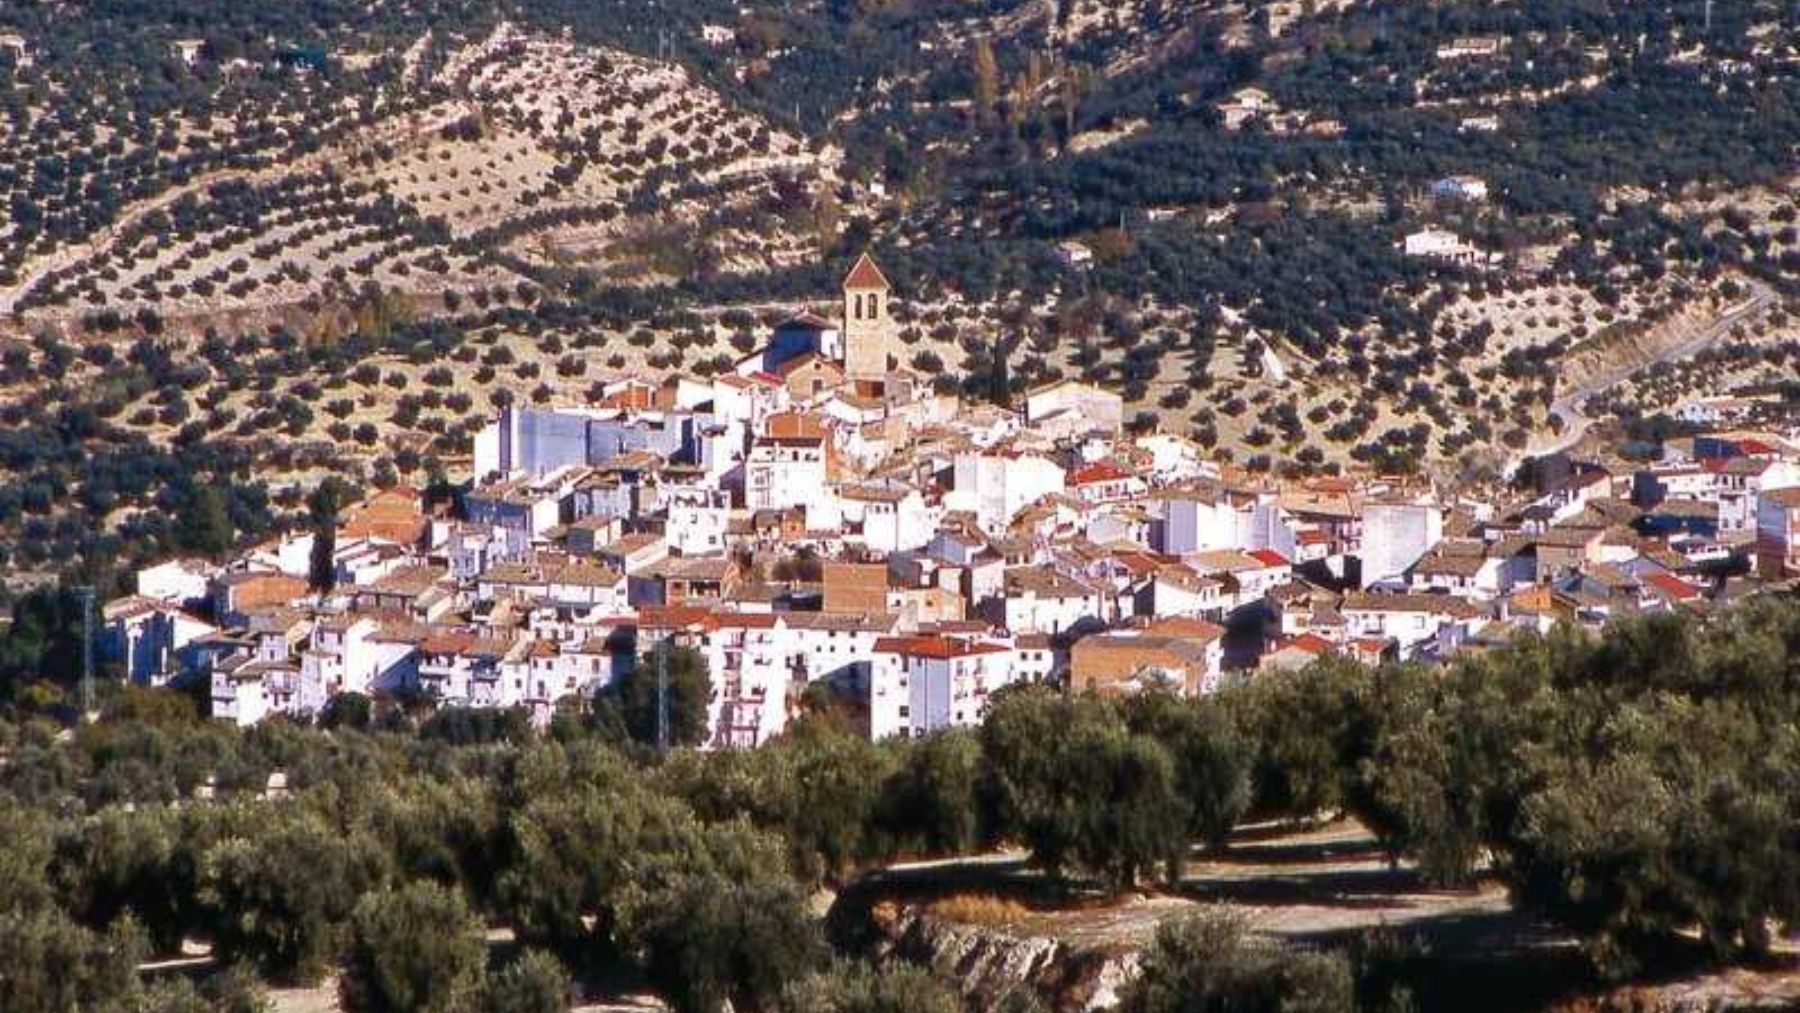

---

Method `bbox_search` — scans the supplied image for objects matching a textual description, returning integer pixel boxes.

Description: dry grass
[928,892,1033,926]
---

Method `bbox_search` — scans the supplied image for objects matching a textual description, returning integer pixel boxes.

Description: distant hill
[0,0,1797,580]
[0,23,832,326]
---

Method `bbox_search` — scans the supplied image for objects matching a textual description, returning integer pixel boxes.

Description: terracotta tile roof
[1144,616,1228,641]
[1273,632,1335,656]
[1070,461,1132,485]
[1004,567,1095,597]
[636,604,716,630]
[1642,571,1701,601]
[1341,591,1484,619]
[843,252,891,291]
[873,635,1009,659]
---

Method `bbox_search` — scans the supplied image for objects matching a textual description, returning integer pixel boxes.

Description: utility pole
[655,639,669,751]
[75,586,95,719]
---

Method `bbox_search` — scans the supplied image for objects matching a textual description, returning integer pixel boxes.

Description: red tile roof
[1273,632,1334,656]
[1144,616,1228,642]
[843,252,891,291]
[872,635,1009,659]
[1070,462,1131,485]
[1248,549,1291,567]
[1643,571,1700,601]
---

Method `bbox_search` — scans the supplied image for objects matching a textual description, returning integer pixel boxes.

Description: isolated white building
[1431,176,1490,202]
[1403,228,1489,266]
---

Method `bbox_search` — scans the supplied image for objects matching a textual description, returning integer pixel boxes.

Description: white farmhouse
[1431,175,1489,202]
[1403,228,1489,266]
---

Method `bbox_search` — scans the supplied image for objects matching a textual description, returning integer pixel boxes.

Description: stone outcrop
[852,900,1140,1013]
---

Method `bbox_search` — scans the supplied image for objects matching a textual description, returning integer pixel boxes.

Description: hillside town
[101,257,1800,743]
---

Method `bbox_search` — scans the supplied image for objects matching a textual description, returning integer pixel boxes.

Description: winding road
[1513,281,1776,470]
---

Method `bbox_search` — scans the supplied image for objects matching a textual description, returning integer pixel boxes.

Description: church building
[739,253,901,388]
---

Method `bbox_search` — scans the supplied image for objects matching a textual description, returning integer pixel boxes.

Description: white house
[1361,501,1445,588]
[1436,36,1505,60]
[1160,488,1256,555]
[1188,548,1293,613]
[1756,487,1800,577]
[211,660,277,726]
[1341,591,1483,659]
[869,635,1020,739]
[947,451,1066,534]
[136,558,215,608]
[665,486,732,556]
[102,597,217,685]
[1402,228,1489,267]
[746,433,829,514]
[1056,240,1095,270]
[242,531,317,580]
[1023,380,1124,437]
[710,373,789,435]
[1406,548,1507,601]
[173,38,205,66]
[698,614,797,749]
[839,483,936,555]
[1068,461,1147,505]
[1431,175,1489,202]
[995,567,1107,636]
[297,615,416,713]
[1151,565,1228,621]
[417,631,527,709]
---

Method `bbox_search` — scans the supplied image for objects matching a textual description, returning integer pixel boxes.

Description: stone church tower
[842,253,896,381]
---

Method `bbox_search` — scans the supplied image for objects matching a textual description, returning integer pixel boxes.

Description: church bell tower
[842,253,896,381]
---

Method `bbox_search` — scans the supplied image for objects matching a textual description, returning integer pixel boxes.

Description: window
[870,294,881,319]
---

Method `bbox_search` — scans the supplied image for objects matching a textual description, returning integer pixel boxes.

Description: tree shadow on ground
[1168,865,1431,912]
